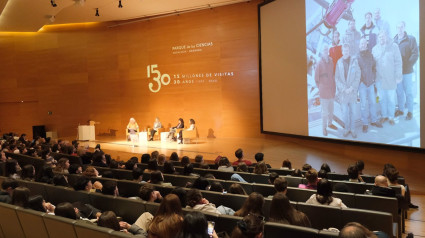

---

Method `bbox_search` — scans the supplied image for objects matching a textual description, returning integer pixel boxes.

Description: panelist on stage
[149,117,162,141]
[126,117,139,141]
[178,119,196,144]
[168,118,184,141]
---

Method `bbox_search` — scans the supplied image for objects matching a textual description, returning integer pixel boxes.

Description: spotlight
[50,0,57,7]
[118,0,123,8]
[49,15,56,23]
[95,8,99,16]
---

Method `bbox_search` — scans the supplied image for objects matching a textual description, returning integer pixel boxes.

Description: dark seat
[0,203,25,238]
[43,214,78,238]
[45,184,91,205]
[341,208,393,238]
[264,222,319,238]
[74,219,113,238]
[114,197,145,224]
[16,207,49,238]
[296,202,343,230]
[269,168,294,176]
[286,187,316,202]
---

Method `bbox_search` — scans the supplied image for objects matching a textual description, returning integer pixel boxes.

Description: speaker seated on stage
[181,119,197,144]
[168,118,184,141]
[148,117,164,141]
[126,117,139,141]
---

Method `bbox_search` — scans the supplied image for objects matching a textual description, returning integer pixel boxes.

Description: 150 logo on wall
[147,64,171,93]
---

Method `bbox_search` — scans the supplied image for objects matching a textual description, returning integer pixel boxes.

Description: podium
[78,125,95,141]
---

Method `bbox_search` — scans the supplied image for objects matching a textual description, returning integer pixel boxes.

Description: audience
[148,194,183,238]
[21,164,35,181]
[234,192,264,217]
[54,158,70,173]
[253,152,271,168]
[163,161,178,175]
[269,193,311,227]
[228,183,247,195]
[369,175,396,198]
[0,178,19,203]
[253,162,268,175]
[177,211,218,238]
[98,211,147,236]
[232,148,252,166]
[231,214,264,238]
[347,164,364,182]
[217,157,234,172]
[281,159,292,169]
[355,160,365,175]
[298,169,318,189]
[306,179,347,208]
[180,156,191,167]
[186,189,221,214]
[137,184,163,203]
[169,152,179,161]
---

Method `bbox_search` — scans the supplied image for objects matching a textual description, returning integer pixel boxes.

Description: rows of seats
[2,176,397,237]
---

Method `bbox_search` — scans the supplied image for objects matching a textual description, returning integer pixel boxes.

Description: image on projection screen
[306,0,420,147]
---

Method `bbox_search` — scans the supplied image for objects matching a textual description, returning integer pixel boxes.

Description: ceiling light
[95,8,99,16]
[118,0,123,8]
[49,15,55,23]
[50,0,57,7]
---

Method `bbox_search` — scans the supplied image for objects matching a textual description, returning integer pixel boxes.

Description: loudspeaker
[32,125,46,139]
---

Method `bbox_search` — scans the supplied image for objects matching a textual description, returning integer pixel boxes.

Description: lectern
[78,121,96,141]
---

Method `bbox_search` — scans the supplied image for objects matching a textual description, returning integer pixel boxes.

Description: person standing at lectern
[126,118,139,141]
[149,117,162,141]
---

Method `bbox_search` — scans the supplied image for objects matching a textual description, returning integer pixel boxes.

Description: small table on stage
[161,132,169,142]
[78,125,95,141]
[138,132,148,143]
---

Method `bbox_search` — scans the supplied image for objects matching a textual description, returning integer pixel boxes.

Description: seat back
[332,192,356,208]
[45,184,91,205]
[354,194,398,222]
[264,222,319,238]
[341,208,393,237]
[268,168,295,176]
[117,180,143,197]
[74,220,113,238]
[43,214,78,238]
[296,202,343,230]
[16,208,49,238]
[114,197,146,224]
[286,187,316,202]
[252,183,276,197]
[0,203,25,238]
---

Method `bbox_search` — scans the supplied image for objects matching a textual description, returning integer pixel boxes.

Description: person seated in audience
[369,175,396,198]
[186,189,221,214]
[320,163,331,173]
[36,164,55,184]
[82,166,100,178]
[1,149,7,162]
[54,158,70,173]
[147,194,184,238]
[91,153,108,167]
[228,183,247,195]
[236,162,248,172]
[339,222,389,238]
[231,172,248,183]
[298,169,319,189]
[291,169,304,177]
[28,195,55,214]
[53,174,69,187]
[73,176,94,192]
[143,158,157,173]
[124,159,137,171]
[169,152,179,162]
[5,159,21,179]
[54,202,79,220]
[306,178,347,208]
[141,153,151,164]
[98,211,147,236]
[268,172,279,185]
[302,163,312,171]
[183,164,199,177]
[11,186,30,208]
[151,151,159,160]
[21,164,35,181]
[347,164,364,182]
[355,160,365,175]
[318,169,328,179]
[252,152,271,168]
[133,167,144,183]
[209,181,225,193]
[163,161,178,175]
[272,177,288,196]
[136,184,163,203]
[253,162,269,175]
[269,193,311,227]
[200,163,210,169]
[68,164,82,174]
[232,148,252,166]
[0,178,19,203]
[193,154,204,167]
[231,213,264,238]
[177,211,218,238]
[385,167,405,197]
[180,156,190,167]
[77,145,92,164]
[157,154,166,166]
[149,171,172,186]
[234,192,264,217]
[170,187,187,207]
[102,180,119,197]
[217,157,234,172]
[281,159,292,169]
[191,176,210,190]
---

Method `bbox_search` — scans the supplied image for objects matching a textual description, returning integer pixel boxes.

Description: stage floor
[76,135,424,237]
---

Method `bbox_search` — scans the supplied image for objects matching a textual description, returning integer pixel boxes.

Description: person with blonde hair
[126,117,139,142]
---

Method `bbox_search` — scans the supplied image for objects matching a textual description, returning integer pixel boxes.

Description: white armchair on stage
[78,121,96,141]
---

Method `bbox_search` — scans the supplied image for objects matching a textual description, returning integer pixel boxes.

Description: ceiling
[0,0,248,32]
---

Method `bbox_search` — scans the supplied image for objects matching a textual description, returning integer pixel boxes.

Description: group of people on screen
[314,8,419,138]
[126,117,196,144]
